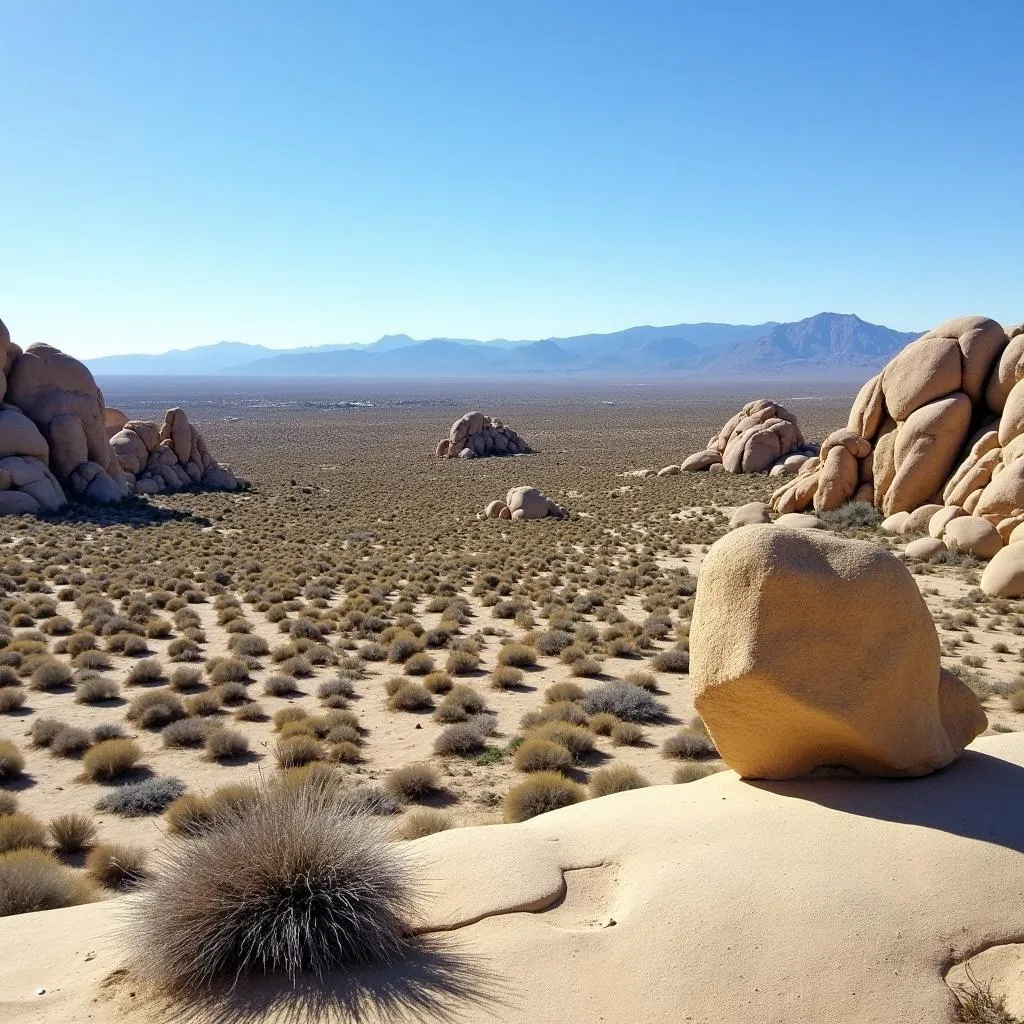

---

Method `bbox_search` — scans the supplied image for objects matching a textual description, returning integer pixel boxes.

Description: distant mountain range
[86,313,921,378]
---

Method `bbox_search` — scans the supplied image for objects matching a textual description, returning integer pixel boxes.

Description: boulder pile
[764,316,1024,586]
[675,399,817,476]
[691,524,986,779]
[0,316,240,515]
[483,486,567,520]
[436,411,531,459]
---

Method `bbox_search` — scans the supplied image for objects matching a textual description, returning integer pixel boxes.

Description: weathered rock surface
[681,399,816,476]
[0,316,241,513]
[437,411,531,459]
[767,315,1024,553]
[484,486,567,521]
[729,501,771,528]
[690,525,986,779]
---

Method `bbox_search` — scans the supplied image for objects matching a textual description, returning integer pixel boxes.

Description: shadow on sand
[748,747,1024,853]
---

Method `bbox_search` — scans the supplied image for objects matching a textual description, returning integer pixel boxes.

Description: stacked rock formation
[109,409,239,495]
[766,316,1024,582]
[436,411,531,459]
[677,399,817,475]
[691,524,986,779]
[484,486,567,520]
[0,316,239,515]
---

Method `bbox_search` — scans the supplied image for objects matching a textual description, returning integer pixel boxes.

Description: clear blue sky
[2,1,1023,358]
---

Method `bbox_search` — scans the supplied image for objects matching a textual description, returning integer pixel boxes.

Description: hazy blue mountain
[86,314,919,378]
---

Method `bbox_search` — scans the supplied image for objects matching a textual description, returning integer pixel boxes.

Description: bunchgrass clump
[497,643,536,669]
[123,782,416,987]
[83,738,142,781]
[582,681,667,722]
[513,738,572,774]
[96,777,187,816]
[0,849,94,917]
[396,808,453,840]
[0,812,47,853]
[384,763,441,802]
[48,812,97,854]
[662,728,718,760]
[433,722,486,756]
[588,764,649,797]
[86,842,148,888]
[0,739,25,781]
[503,772,585,822]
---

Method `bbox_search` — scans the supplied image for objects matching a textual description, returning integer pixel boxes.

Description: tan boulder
[484,500,507,519]
[883,392,972,514]
[998,378,1024,446]
[905,536,946,559]
[681,449,722,471]
[986,330,1024,412]
[852,482,874,503]
[929,505,966,538]
[964,488,984,513]
[783,452,809,470]
[880,332,962,422]
[973,457,1024,522]
[880,510,911,534]
[708,462,726,474]
[903,503,943,535]
[813,444,859,512]
[872,419,898,507]
[996,513,1024,543]
[506,486,565,520]
[729,502,770,528]
[103,407,128,437]
[0,455,65,512]
[0,316,21,404]
[690,525,986,778]
[0,404,49,462]
[944,446,1001,508]
[435,438,450,457]
[819,427,871,462]
[943,516,1004,559]
[981,543,1024,597]
[847,372,885,439]
[773,512,824,529]
[656,465,680,477]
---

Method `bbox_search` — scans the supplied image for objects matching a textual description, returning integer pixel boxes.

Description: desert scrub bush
[403,651,435,676]
[234,700,266,722]
[168,637,203,662]
[279,655,313,678]
[214,681,248,705]
[29,658,73,691]
[86,842,147,888]
[162,718,211,748]
[31,716,67,748]
[144,618,173,639]
[185,690,223,716]
[650,648,689,674]
[396,808,453,841]
[92,722,128,743]
[207,657,251,684]
[529,722,596,760]
[273,707,308,731]
[818,500,883,530]
[0,739,23,784]
[673,762,723,783]
[165,793,215,837]
[623,670,658,692]
[328,740,362,764]
[48,812,97,854]
[50,725,92,757]
[662,728,718,760]
[610,721,645,746]
[358,641,387,662]
[318,675,356,703]
[73,649,112,671]
[82,738,143,781]
[589,764,649,797]
[275,735,323,769]
[446,683,487,714]
[126,657,165,685]
[229,634,269,658]
[589,712,619,736]
[107,633,150,657]
[0,812,47,852]
[0,792,16,815]
[205,728,249,761]
[422,671,453,695]
[582,681,667,722]
[1010,688,1024,712]
[514,738,572,774]
[127,689,186,729]
[489,666,524,691]
[168,664,204,691]
[433,722,486,757]
[0,849,94,917]
[96,777,187,817]
[498,643,537,669]
[535,629,574,656]
[387,632,422,664]
[387,682,434,712]
[545,681,584,703]
[264,673,300,697]
[445,649,479,675]
[124,782,415,988]
[384,763,441,802]
[0,685,25,712]
[503,772,586,823]
[73,672,120,706]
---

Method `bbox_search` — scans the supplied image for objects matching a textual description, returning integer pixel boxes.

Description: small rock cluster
[109,408,239,495]
[0,316,240,515]
[436,411,531,459]
[691,524,986,779]
[672,399,817,476]
[483,486,567,520]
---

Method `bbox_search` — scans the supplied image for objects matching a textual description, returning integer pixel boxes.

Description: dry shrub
[166,794,215,837]
[163,718,210,748]
[265,673,300,697]
[662,728,718,760]
[387,682,434,712]
[75,674,119,703]
[384,763,440,802]
[396,808,453,840]
[403,651,435,676]
[529,721,595,760]
[490,666,523,690]
[514,738,572,774]
[497,643,536,668]
[87,842,147,888]
[186,690,223,717]
[126,657,165,685]
[0,792,17,815]
[503,772,585,823]
[29,659,73,691]
[50,725,92,757]
[328,740,362,764]
[589,712,619,736]
[234,701,266,722]
[208,658,250,684]
[0,849,94,917]
[0,686,26,712]
[96,777,187,816]
[445,649,479,675]
[127,689,186,729]
[673,762,723,783]
[169,666,204,691]
[623,670,658,692]
[124,782,415,989]
[82,738,143,781]
[49,812,97,854]
[422,671,453,694]
[0,812,47,853]
[275,735,323,769]
[0,739,25,781]
[31,716,66,747]
[589,764,648,797]
[610,721,644,746]
[205,728,249,761]
[433,722,485,756]
[582,681,667,722]
[651,648,689,674]
[545,681,584,703]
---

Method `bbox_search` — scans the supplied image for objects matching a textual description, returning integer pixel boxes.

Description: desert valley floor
[1,378,1023,1022]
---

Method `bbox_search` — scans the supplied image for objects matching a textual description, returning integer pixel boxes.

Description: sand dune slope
[4,733,1024,1024]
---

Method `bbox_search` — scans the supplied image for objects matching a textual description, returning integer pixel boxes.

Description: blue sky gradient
[2,1,1023,357]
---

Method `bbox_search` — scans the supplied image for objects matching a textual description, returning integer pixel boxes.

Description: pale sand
[2,732,1022,1024]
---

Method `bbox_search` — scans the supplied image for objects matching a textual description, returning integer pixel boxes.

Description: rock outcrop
[110,408,239,494]
[678,399,817,476]
[0,316,240,514]
[690,525,986,779]
[484,486,567,520]
[769,316,1024,564]
[436,411,531,459]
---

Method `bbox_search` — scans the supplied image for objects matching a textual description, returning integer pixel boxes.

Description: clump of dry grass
[48,812,97,854]
[497,643,536,668]
[673,763,722,783]
[0,812,47,853]
[662,728,718,760]
[86,842,148,888]
[589,764,648,797]
[503,772,585,822]
[0,849,94,917]
[514,738,572,774]
[82,738,143,781]
[433,722,486,756]
[384,763,440,802]
[123,782,416,987]
[0,739,25,781]
[396,808,453,840]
